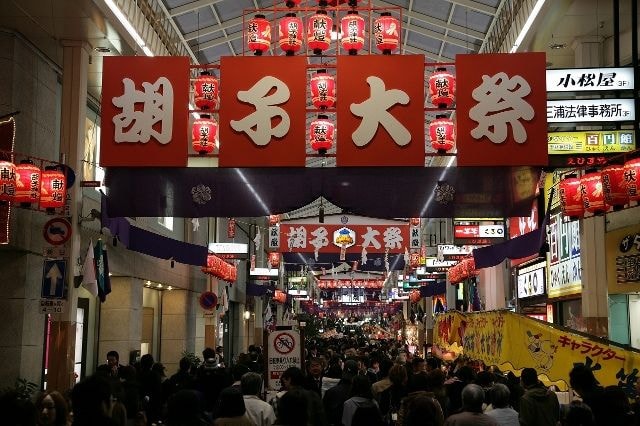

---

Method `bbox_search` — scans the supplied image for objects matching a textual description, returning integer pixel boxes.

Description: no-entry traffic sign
[43,217,72,246]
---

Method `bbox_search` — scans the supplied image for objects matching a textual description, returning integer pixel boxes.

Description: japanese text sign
[547,213,581,298]
[606,224,640,294]
[547,99,635,123]
[100,56,189,167]
[456,52,548,167]
[548,131,635,155]
[337,55,425,166]
[219,56,307,167]
[546,67,634,91]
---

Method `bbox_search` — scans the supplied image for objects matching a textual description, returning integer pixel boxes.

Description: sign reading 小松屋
[546,67,634,92]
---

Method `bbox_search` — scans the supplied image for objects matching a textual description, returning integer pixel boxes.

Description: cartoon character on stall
[525,330,557,371]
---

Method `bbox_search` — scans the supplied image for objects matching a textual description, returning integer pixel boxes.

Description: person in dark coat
[323,360,358,426]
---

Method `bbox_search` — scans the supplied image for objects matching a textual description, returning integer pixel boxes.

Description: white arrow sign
[46,263,62,296]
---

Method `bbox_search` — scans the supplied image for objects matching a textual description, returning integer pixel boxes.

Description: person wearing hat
[323,359,360,426]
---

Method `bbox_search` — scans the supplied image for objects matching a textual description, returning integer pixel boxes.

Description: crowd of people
[2,339,640,426]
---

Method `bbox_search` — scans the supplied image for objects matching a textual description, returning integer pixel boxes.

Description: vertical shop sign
[547,213,581,298]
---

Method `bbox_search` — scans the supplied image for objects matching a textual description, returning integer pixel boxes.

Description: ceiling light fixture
[104,0,154,56]
[509,0,546,53]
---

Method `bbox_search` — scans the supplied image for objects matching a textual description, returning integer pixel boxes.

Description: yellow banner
[434,310,640,391]
[548,130,635,155]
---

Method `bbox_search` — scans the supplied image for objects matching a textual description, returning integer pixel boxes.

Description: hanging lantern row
[318,279,385,289]
[248,11,399,56]
[309,115,335,154]
[202,254,237,282]
[559,157,640,220]
[429,115,456,154]
[0,161,66,211]
[447,257,477,284]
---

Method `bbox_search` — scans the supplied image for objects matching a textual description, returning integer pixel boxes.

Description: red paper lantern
[191,116,218,155]
[273,289,287,304]
[14,160,41,206]
[228,218,236,238]
[409,290,421,303]
[39,166,66,211]
[0,161,16,203]
[559,175,585,219]
[373,13,399,54]
[310,71,335,109]
[410,218,420,226]
[308,11,332,54]
[247,15,271,55]
[202,254,237,283]
[341,11,365,54]
[429,68,456,108]
[193,72,219,111]
[309,115,335,154]
[285,0,302,6]
[624,158,640,202]
[601,164,628,208]
[429,116,456,153]
[580,171,607,214]
[269,252,281,268]
[279,14,304,55]
[268,214,281,225]
[409,252,420,269]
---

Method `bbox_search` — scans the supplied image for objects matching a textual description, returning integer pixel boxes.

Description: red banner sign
[280,223,409,254]
[100,56,190,167]
[318,279,385,289]
[456,52,548,167]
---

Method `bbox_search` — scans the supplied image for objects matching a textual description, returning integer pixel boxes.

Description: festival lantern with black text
[308,11,332,55]
[0,161,16,203]
[269,215,281,226]
[14,160,40,207]
[193,71,219,111]
[247,15,271,55]
[341,11,365,55]
[409,252,420,269]
[373,12,399,54]
[429,68,456,108]
[191,116,218,155]
[268,252,281,269]
[309,115,335,154]
[310,71,335,109]
[559,174,585,219]
[279,13,304,55]
[40,166,66,212]
[624,158,640,202]
[580,170,607,214]
[600,164,628,209]
[429,115,456,154]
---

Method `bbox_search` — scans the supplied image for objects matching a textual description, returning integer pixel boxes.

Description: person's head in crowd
[490,383,511,409]
[238,353,250,366]
[281,367,305,390]
[475,371,494,389]
[241,372,263,397]
[489,365,503,377]
[276,389,308,426]
[232,364,251,382]
[569,365,599,396]
[403,395,443,426]
[461,384,485,413]
[307,357,323,378]
[325,355,344,379]
[425,357,440,372]
[166,390,203,426]
[139,354,154,371]
[35,390,69,426]
[388,364,408,387]
[0,390,37,426]
[407,372,429,393]
[562,401,596,426]
[107,351,120,368]
[345,346,357,359]
[215,387,246,419]
[179,357,191,373]
[202,347,216,362]
[356,356,369,373]
[412,357,426,374]
[152,363,166,379]
[349,375,373,399]
[120,365,137,382]
[71,375,115,423]
[602,385,632,420]
[396,351,408,365]
[455,365,476,383]
[426,368,445,391]
[343,359,359,380]
[520,367,539,389]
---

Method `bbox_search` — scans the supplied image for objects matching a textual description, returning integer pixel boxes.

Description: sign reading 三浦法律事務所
[267,330,301,391]
[547,99,635,123]
[546,67,635,91]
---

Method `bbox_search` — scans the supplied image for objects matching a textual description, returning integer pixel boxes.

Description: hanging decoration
[409,290,421,304]
[0,160,16,203]
[310,71,336,109]
[39,166,66,212]
[361,246,368,264]
[193,71,219,111]
[268,251,281,268]
[580,171,607,214]
[429,68,456,108]
[202,254,237,283]
[409,252,420,269]
[309,115,335,154]
[227,218,236,238]
[373,12,399,54]
[308,11,332,54]
[559,174,585,219]
[447,257,477,284]
[340,11,365,55]
[191,116,218,155]
[279,13,304,55]
[285,0,302,7]
[273,289,287,304]
[14,160,40,207]
[600,164,628,209]
[247,15,271,55]
[429,115,456,154]
[268,215,281,226]
[624,157,640,202]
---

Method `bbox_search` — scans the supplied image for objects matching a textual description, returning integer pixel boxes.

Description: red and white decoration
[559,175,585,219]
[202,254,237,282]
[39,167,66,211]
[268,251,281,268]
[247,15,271,55]
[318,279,385,289]
[580,171,607,214]
[340,11,365,54]
[279,14,304,54]
[429,116,456,153]
[307,12,332,54]
[309,115,335,154]
[310,71,336,109]
[429,68,456,108]
[0,161,16,203]
[373,13,399,54]
[191,116,218,155]
[193,72,219,111]
[600,164,628,208]
[447,257,477,284]
[14,161,40,206]
[624,158,640,202]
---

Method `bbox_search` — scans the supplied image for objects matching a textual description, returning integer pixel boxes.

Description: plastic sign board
[547,99,635,123]
[546,67,634,91]
[517,261,546,298]
[208,243,249,254]
[41,259,66,299]
[39,299,67,314]
[548,130,635,154]
[267,330,301,391]
[547,214,581,298]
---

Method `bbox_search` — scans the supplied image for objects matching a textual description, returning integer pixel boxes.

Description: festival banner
[434,310,640,394]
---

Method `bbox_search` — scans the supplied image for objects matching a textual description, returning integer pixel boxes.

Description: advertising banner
[548,130,635,154]
[434,310,640,393]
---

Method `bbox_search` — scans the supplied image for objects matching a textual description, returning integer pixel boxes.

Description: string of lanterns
[201,254,238,282]
[447,257,477,285]
[0,157,67,213]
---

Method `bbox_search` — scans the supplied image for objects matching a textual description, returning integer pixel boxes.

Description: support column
[47,40,89,392]
[572,36,603,68]
[580,216,609,337]
[161,289,195,373]
[479,261,508,311]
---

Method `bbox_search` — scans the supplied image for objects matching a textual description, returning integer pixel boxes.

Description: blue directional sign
[42,259,67,299]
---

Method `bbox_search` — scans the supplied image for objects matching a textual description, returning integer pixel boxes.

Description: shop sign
[269,226,280,249]
[549,155,610,168]
[208,242,248,255]
[547,99,635,123]
[546,67,634,91]
[606,225,640,291]
[267,330,301,391]
[548,130,635,155]
[420,258,457,273]
[39,299,67,314]
[517,261,546,298]
[454,223,504,239]
[547,213,582,298]
[509,202,539,267]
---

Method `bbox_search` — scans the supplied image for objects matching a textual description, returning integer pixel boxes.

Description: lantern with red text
[191,116,218,155]
[341,11,365,55]
[429,68,456,108]
[409,252,420,269]
[308,11,332,55]
[373,13,399,54]
[193,72,219,111]
[273,289,287,304]
[580,171,607,214]
[624,158,640,202]
[14,160,41,207]
[268,252,281,269]
[39,166,66,212]
[269,215,281,226]
[309,115,335,154]
[247,15,271,55]
[601,164,628,209]
[310,71,335,109]
[559,175,585,219]
[0,161,16,203]
[429,116,456,154]
[279,14,303,55]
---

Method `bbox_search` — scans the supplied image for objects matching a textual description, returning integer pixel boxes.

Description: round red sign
[274,332,296,355]
[43,217,72,246]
